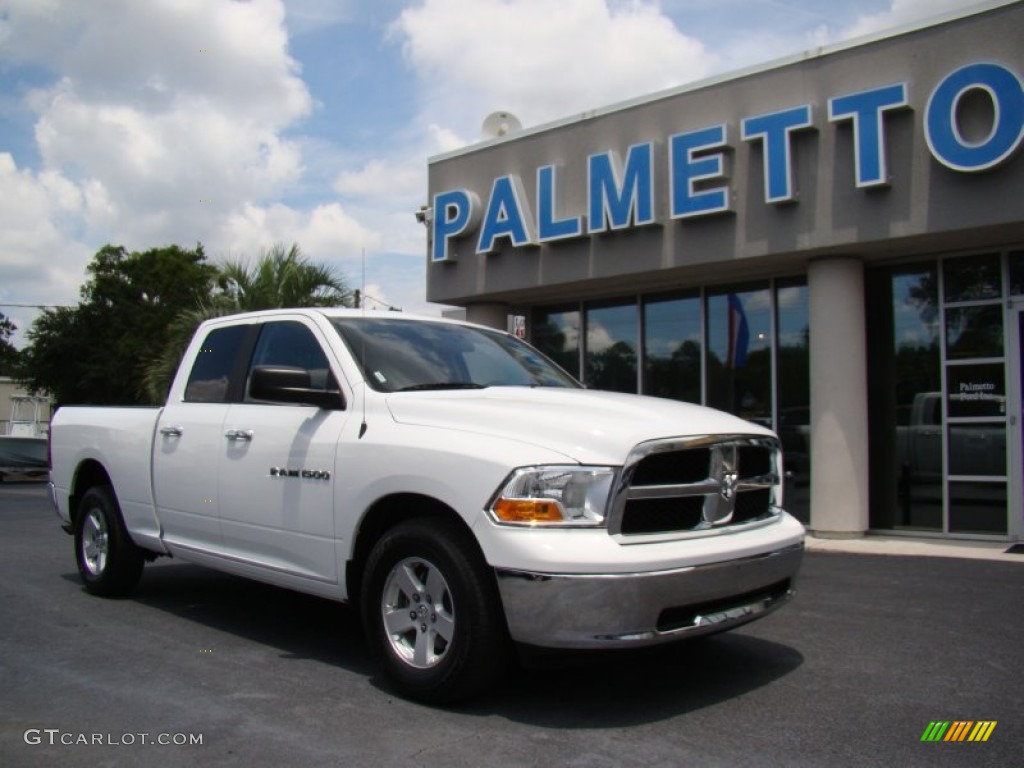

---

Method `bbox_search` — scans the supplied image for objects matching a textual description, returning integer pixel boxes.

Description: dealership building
[423,1,1023,541]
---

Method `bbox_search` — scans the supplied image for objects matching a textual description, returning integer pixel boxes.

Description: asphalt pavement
[1,480,1021,767]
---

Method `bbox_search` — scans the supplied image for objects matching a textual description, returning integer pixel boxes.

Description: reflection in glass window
[945,305,1003,359]
[333,318,578,392]
[776,279,810,523]
[585,303,638,393]
[532,307,581,379]
[949,482,1007,534]
[946,363,1006,418]
[1008,251,1024,296]
[867,264,942,531]
[776,280,810,413]
[948,424,1006,477]
[943,253,1001,302]
[706,286,772,426]
[184,324,250,403]
[643,293,701,403]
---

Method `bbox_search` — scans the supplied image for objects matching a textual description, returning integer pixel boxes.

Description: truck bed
[49,406,164,550]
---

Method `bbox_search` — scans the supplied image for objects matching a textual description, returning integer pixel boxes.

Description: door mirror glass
[249,366,343,410]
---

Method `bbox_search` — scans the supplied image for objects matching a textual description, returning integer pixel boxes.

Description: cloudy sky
[0,0,983,344]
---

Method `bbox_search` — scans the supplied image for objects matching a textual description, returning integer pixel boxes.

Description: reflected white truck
[49,309,804,703]
[898,391,1006,484]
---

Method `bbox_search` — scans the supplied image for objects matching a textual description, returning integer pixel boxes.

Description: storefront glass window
[943,253,1001,302]
[585,302,638,393]
[643,293,701,403]
[946,363,1006,418]
[948,482,1008,534]
[944,251,1007,536]
[1007,250,1024,295]
[947,424,1006,476]
[867,264,942,531]
[706,286,772,427]
[532,307,581,380]
[776,279,810,523]
[944,305,1003,359]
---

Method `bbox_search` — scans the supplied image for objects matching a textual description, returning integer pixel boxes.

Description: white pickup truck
[49,309,804,702]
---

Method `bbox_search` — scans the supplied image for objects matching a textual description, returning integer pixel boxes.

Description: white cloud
[334,158,423,203]
[0,153,88,290]
[18,0,313,244]
[282,0,356,35]
[0,0,325,329]
[218,202,380,268]
[391,0,712,134]
[0,153,93,343]
[328,120,478,263]
[839,0,977,39]
[587,322,617,354]
[427,124,468,155]
[669,0,979,85]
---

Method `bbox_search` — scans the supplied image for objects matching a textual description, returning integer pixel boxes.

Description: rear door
[217,318,349,584]
[153,322,255,553]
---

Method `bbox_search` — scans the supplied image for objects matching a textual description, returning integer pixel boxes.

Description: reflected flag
[727,293,749,369]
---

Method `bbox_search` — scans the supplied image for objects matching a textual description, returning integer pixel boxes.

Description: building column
[807,256,869,537]
[465,303,509,331]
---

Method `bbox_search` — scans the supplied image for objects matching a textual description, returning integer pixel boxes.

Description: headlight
[488,466,616,526]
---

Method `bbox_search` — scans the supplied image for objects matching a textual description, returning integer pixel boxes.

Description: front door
[216,318,349,584]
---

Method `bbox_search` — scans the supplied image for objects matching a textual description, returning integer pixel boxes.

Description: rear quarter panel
[50,406,164,549]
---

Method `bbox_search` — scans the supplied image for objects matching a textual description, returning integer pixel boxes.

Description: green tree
[0,312,21,377]
[22,244,218,405]
[218,243,352,310]
[141,243,353,402]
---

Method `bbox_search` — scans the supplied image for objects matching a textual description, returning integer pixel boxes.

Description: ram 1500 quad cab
[49,308,804,702]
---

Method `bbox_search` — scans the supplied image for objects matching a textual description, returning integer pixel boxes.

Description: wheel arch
[346,493,490,607]
[68,459,113,528]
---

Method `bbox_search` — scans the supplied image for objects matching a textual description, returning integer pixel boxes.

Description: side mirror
[249,366,344,410]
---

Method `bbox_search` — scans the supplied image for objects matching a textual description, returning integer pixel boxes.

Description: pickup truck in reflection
[898,392,1006,484]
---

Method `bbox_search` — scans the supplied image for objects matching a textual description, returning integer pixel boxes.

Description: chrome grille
[610,435,782,539]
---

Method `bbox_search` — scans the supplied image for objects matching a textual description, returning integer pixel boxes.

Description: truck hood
[384,387,775,465]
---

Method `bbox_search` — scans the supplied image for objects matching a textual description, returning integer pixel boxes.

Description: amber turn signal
[491,498,565,523]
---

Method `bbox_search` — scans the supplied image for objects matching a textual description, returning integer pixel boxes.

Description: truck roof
[198,307,487,330]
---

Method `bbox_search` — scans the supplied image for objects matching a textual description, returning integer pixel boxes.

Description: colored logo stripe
[921,721,997,742]
[968,721,997,742]
[921,722,949,741]
[945,721,973,741]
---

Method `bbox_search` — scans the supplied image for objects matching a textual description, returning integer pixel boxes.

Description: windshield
[331,317,581,393]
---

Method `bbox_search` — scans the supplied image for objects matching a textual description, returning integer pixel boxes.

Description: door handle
[225,429,254,442]
[159,425,183,437]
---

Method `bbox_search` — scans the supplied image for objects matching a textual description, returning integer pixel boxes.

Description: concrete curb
[805,534,1024,562]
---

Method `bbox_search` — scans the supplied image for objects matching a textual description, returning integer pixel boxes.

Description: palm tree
[141,243,353,402]
[218,243,352,309]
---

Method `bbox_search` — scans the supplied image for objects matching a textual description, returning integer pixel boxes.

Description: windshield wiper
[397,382,487,392]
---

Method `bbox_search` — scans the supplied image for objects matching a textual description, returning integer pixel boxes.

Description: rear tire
[74,485,144,597]
[361,518,509,704]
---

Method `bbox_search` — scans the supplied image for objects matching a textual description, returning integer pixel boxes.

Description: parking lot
[1,480,1020,767]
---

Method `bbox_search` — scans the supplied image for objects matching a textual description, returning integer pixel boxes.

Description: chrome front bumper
[495,542,803,649]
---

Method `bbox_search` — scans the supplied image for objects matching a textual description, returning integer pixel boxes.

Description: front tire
[361,518,509,704]
[74,485,144,597]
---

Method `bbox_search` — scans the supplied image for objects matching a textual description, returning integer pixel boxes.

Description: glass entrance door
[1007,305,1024,541]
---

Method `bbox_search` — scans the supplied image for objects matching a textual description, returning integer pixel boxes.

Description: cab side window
[184,324,250,403]
[246,321,338,401]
